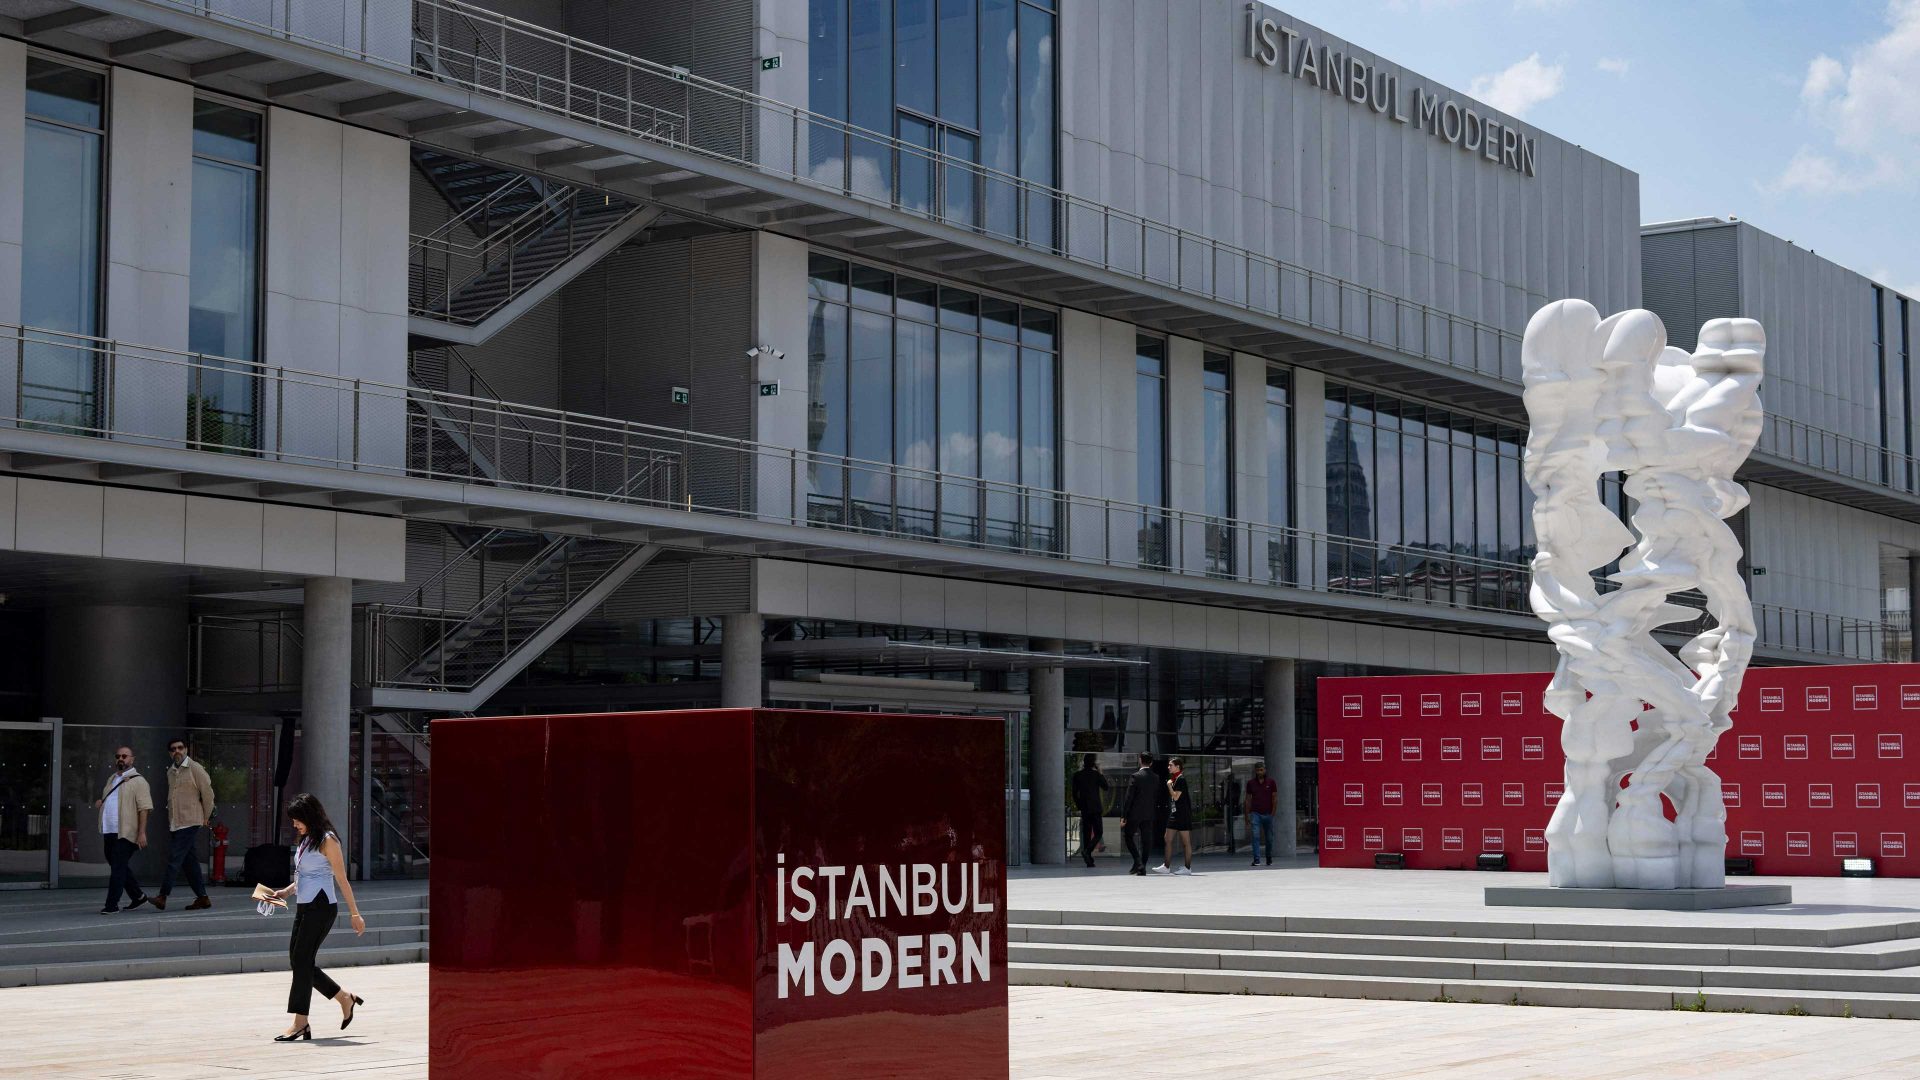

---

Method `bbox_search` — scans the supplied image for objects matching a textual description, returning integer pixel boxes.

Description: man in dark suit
[1121,752,1159,876]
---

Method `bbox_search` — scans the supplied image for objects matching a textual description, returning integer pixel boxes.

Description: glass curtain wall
[20,58,105,431]
[1265,367,1293,582]
[1324,383,1534,611]
[808,0,1056,244]
[1135,337,1167,567]
[1905,297,1915,491]
[1202,352,1233,576]
[188,101,262,451]
[807,253,1059,549]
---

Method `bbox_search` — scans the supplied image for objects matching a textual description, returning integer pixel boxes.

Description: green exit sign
[760,54,782,72]
[670,386,690,406]
[758,381,781,397]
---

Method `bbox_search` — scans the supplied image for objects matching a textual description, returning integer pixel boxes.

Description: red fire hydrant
[210,821,230,885]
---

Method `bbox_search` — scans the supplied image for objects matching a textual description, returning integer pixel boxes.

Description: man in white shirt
[95,746,153,914]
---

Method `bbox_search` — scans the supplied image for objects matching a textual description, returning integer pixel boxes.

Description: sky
[1269,0,1920,299]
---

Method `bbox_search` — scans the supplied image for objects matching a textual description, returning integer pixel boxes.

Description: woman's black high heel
[342,995,365,1030]
[274,1025,311,1042]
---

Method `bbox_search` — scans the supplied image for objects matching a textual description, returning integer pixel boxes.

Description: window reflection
[20,59,105,432]
[808,253,1059,551]
[188,101,262,453]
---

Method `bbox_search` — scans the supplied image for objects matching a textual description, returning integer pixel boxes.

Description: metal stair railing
[410,186,634,326]
[412,169,541,250]
[407,345,569,486]
[190,611,304,694]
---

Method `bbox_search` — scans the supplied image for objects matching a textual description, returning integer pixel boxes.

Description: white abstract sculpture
[1521,301,1765,890]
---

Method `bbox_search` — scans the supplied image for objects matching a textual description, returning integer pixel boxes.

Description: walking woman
[268,793,366,1041]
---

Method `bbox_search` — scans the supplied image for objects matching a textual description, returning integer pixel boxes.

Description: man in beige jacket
[95,746,153,914]
[155,738,215,910]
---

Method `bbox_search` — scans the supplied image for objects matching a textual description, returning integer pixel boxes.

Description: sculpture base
[1484,884,1794,910]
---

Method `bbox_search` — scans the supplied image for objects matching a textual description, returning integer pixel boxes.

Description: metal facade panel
[1059,0,1641,343]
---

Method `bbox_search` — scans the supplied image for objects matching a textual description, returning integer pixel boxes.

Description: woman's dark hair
[286,793,337,849]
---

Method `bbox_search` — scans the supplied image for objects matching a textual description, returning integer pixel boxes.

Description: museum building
[0,0,1913,888]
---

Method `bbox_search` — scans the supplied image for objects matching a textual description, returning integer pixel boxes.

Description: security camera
[748,345,788,361]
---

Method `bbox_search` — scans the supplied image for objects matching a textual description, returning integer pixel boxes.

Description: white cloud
[1468,54,1566,118]
[1871,268,1920,300]
[1773,0,1920,194]
[1596,57,1631,77]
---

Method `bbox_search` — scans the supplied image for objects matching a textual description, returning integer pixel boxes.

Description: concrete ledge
[1485,884,1794,910]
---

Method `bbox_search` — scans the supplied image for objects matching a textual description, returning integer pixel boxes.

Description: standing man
[1154,757,1195,876]
[1070,754,1109,869]
[1121,752,1158,876]
[95,746,153,914]
[1244,761,1278,867]
[155,738,215,911]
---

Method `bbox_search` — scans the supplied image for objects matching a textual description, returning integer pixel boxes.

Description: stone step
[1009,907,1920,949]
[0,920,427,969]
[1008,941,1920,995]
[1009,962,1920,1019]
[0,941,428,988]
[0,905,427,946]
[1011,922,1920,971]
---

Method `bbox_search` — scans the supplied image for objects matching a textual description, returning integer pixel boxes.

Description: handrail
[135,0,1520,380]
[0,322,1891,661]
[409,171,541,255]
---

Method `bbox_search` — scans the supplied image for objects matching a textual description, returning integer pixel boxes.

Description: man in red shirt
[1244,762,1279,866]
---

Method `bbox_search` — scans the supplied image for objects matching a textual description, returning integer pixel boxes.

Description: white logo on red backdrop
[1738,735,1763,760]
[1460,692,1483,716]
[1783,734,1808,760]
[1401,828,1424,851]
[1880,733,1904,759]
[1440,738,1463,762]
[1740,831,1765,855]
[1362,827,1385,851]
[1521,736,1545,761]
[1857,783,1881,809]
[1343,783,1364,807]
[1481,828,1505,852]
[1342,695,1363,718]
[1420,693,1442,718]
[1421,783,1443,807]
[1500,692,1523,715]
[1723,783,1742,808]
[1381,783,1405,807]
[1361,739,1384,762]
[1762,783,1787,808]
[1441,828,1464,851]
[1760,687,1786,712]
[1809,783,1834,809]
[1853,685,1879,710]
[1833,832,1859,857]
[1503,783,1525,807]
[1461,783,1485,807]
[1322,738,1345,762]
[1786,832,1811,856]
[1882,833,1907,858]
[1523,829,1546,852]
[1906,783,1920,810]
[1832,734,1856,760]
[1904,685,1920,710]
[1544,781,1565,803]
[1806,686,1832,711]
[1323,827,1346,850]
[1480,737,1504,761]
[1380,695,1403,718]
[1400,738,1423,762]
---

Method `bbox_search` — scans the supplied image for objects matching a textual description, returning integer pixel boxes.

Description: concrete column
[721,612,764,707]
[44,600,188,730]
[1264,657,1298,856]
[1028,638,1066,865]
[301,577,354,836]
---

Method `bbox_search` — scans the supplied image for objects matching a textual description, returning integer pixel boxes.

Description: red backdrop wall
[1318,663,1920,876]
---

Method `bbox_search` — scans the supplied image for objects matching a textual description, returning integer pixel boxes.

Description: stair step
[0,941,428,988]
[1009,962,1920,1018]
[0,923,426,968]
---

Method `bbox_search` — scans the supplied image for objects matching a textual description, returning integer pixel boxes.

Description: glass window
[808,253,850,302]
[895,0,935,116]
[190,101,262,451]
[1021,345,1057,541]
[895,318,939,532]
[981,295,1019,341]
[982,337,1020,544]
[806,298,848,521]
[808,0,849,181]
[848,0,892,198]
[1202,353,1234,575]
[848,309,893,513]
[978,0,1018,237]
[938,328,979,540]
[21,59,105,432]
[898,114,936,215]
[937,0,978,128]
[1135,337,1166,508]
[896,275,938,323]
[939,286,978,331]
[1265,367,1292,581]
[1016,3,1056,247]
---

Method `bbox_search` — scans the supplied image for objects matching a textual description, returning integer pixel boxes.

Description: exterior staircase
[409,151,663,346]
[1009,906,1920,1019]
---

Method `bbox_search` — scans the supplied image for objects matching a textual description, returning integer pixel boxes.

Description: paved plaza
[2,963,1916,1079]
